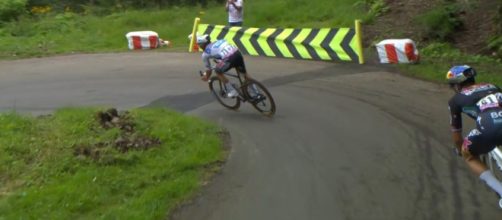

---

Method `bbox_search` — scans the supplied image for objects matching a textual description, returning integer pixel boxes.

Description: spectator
[225,0,244,27]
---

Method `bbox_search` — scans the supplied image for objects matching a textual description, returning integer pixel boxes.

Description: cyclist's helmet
[196,34,210,47]
[446,65,476,85]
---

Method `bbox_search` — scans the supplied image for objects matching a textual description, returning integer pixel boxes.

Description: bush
[26,0,225,13]
[0,0,28,22]
[488,3,502,59]
[354,0,389,24]
[487,36,502,60]
[416,3,463,41]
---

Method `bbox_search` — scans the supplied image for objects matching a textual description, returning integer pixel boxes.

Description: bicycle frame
[203,68,247,93]
[217,70,252,100]
[223,71,246,89]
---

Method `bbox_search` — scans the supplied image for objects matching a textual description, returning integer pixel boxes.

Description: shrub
[0,0,28,22]
[489,3,502,59]
[416,3,463,41]
[354,0,388,24]
[27,0,225,14]
[487,36,502,60]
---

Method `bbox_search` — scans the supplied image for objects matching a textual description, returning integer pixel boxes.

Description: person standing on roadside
[226,0,244,26]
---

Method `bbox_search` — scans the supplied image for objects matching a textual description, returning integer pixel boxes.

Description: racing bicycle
[199,70,276,116]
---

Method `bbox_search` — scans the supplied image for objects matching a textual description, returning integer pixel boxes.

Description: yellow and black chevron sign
[196,23,363,63]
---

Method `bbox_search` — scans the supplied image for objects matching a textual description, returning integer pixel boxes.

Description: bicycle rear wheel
[243,79,276,116]
[487,146,502,180]
[209,76,240,110]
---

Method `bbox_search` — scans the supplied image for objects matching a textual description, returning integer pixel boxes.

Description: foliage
[236,0,363,28]
[0,0,368,59]
[420,42,499,64]
[0,107,224,219]
[415,3,463,41]
[26,0,225,14]
[0,0,27,22]
[400,42,502,86]
[487,36,502,59]
[486,2,502,59]
[353,0,389,24]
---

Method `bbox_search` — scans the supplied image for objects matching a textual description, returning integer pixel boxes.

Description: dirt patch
[453,0,501,54]
[73,108,161,161]
[363,0,442,44]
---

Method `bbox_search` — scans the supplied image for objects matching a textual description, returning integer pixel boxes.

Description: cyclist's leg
[217,73,229,84]
[462,128,502,197]
[214,59,238,97]
[230,52,262,98]
[236,52,251,81]
[214,59,233,83]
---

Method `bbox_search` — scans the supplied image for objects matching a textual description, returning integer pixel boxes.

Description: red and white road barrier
[376,39,419,64]
[125,31,161,50]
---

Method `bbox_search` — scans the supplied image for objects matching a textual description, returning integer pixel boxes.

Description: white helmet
[188,34,210,44]
[196,34,210,45]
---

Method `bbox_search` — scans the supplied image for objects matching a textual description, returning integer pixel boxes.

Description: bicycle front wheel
[244,79,276,116]
[209,76,241,110]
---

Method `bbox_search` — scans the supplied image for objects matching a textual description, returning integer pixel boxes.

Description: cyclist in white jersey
[196,34,249,98]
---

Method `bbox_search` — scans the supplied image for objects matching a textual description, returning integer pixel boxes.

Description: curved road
[0,52,500,219]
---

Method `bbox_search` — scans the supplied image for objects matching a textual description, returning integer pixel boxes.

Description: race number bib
[477,93,502,111]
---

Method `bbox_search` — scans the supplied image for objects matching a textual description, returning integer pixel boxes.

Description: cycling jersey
[448,83,501,131]
[201,39,239,70]
[449,83,502,155]
[463,107,502,155]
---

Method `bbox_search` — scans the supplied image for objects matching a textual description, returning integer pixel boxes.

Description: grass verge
[0,107,226,219]
[0,0,366,59]
[398,43,502,86]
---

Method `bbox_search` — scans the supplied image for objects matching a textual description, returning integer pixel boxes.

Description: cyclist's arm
[452,131,463,151]
[448,99,463,131]
[448,101,463,151]
[202,53,212,70]
[201,53,214,81]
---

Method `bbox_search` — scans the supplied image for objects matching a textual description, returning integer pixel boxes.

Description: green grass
[0,107,225,219]
[398,43,502,86]
[0,0,501,218]
[0,0,367,59]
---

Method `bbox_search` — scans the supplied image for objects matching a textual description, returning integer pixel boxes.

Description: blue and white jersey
[201,39,238,70]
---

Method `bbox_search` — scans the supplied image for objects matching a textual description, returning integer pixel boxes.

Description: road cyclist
[446,65,502,208]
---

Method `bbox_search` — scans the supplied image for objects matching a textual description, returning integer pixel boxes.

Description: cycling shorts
[214,51,247,74]
[463,108,502,155]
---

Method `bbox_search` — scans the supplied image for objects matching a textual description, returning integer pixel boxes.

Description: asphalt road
[0,52,500,219]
